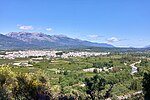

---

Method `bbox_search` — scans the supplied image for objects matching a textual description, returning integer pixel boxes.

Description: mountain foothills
[0,32,114,49]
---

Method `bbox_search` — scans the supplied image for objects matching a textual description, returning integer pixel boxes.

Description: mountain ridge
[0,32,114,49]
[0,34,36,49]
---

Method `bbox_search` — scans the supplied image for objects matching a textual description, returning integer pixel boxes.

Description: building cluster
[0,50,110,59]
[0,50,59,59]
[83,67,113,73]
[61,52,109,58]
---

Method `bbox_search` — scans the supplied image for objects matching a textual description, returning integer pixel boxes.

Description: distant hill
[144,45,150,48]
[0,32,114,49]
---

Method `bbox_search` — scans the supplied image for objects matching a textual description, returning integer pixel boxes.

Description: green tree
[140,59,149,67]
[143,72,150,100]
[85,75,106,100]
[130,79,141,90]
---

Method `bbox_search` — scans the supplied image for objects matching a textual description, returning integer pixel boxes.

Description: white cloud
[37,27,43,30]
[87,34,99,38]
[17,24,33,30]
[17,25,53,32]
[46,28,52,31]
[107,37,119,43]
[87,34,103,40]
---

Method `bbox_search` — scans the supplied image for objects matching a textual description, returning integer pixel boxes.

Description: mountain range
[0,34,35,49]
[0,32,114,50]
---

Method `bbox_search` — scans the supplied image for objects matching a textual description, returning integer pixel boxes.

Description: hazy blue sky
[0,0,150,47]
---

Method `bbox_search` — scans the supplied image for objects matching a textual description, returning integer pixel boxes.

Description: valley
[0,49,150,99]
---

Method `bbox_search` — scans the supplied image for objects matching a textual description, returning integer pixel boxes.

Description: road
[116,90,142,100]
[130,60,141,75]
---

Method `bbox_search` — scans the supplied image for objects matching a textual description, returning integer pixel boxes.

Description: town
[0,50,110,59]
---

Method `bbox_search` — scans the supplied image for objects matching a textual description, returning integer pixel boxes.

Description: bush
[0,66,52,99]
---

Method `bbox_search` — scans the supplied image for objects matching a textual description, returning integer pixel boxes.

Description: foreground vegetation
[0,51,150,99]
